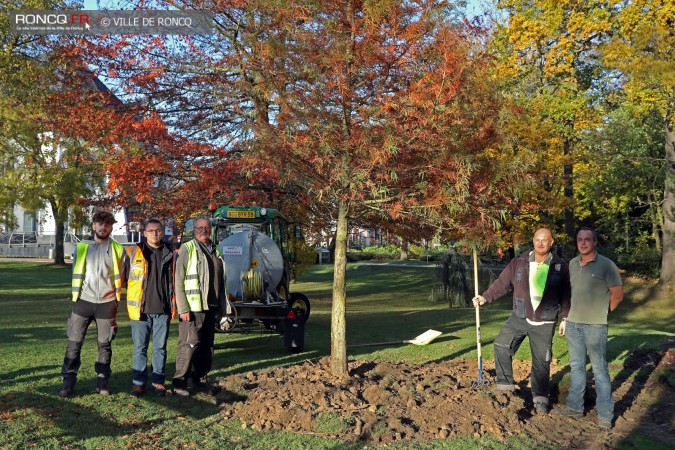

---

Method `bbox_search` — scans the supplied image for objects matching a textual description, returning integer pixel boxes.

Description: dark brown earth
[215,338,675,448]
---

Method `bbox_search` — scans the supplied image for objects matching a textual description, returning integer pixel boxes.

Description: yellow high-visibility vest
[71,241,124,302]
[182,240,223,312]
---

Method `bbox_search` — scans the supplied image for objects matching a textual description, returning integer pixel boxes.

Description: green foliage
[347,244,401,261]
[0,1,108,263]
[290,238,318,281]
[575,107,664,257]
[615,242,662,280]
[428,250,496,307]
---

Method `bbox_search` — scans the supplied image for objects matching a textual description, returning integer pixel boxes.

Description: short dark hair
[145,218,163,228]
[92,210,116,225]
[577,227,598,241]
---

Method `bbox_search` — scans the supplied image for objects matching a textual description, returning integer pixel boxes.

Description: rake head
[471,378,491,389]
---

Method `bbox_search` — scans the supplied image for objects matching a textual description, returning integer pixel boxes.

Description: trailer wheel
[277,276,289,301]
[288,292,310,323]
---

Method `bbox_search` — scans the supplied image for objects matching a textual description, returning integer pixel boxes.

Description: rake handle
[473,248,483,381]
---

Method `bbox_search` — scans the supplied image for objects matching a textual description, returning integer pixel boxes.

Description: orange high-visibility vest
[125,245,176,320]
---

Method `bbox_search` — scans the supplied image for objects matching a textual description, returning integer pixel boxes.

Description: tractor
[181,204,310,352]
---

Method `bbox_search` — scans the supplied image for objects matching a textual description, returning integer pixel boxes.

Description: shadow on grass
[552,334,674,443]
[0,377,221,448]
[609,335,673,417]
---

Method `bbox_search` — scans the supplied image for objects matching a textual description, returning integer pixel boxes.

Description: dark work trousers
[172,310,217,389]
[493,313,556,405]
[61,300,118,386]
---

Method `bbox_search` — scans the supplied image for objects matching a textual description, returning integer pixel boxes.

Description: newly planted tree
[78,0,529,377]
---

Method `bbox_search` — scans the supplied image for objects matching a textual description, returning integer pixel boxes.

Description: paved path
[0,257,70,263]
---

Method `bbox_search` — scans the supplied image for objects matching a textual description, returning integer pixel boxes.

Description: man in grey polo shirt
[555,228,623,429]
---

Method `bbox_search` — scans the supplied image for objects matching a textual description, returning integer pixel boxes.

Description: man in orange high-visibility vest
[126,219,176,397]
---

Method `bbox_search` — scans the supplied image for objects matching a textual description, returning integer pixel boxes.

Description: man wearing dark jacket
[125,219,176,397]
[472,228,570,414]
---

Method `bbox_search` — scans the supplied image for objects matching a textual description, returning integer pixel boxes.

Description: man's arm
[121,248,130,287]
[560,262,571,318]
[174,246,190,319]
[609,285,623,311]
[480,259,517,303]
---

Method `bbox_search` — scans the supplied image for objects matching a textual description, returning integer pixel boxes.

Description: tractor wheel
[288,292,310,323]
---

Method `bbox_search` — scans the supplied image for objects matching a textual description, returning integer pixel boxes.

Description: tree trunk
[660,120,674,286]
[330,199,349,378]
[400,239,408,260]
[563,137,576,258]
[651,192,662,252]
[51,201,66,265]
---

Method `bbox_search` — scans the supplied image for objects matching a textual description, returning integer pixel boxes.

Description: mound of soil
[216,339,675,448]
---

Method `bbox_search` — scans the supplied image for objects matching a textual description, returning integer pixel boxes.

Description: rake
[472,248,489,388]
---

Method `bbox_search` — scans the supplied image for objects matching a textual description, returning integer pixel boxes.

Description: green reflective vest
[71,241,124,302]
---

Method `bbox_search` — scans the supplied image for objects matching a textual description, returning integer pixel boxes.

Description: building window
[23,212,37,232]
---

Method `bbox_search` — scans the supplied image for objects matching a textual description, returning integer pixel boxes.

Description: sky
[82,0,491,16]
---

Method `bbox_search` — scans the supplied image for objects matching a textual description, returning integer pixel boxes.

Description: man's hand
[609,285,623,311]
[179,312,191,322]
[558,320,566,336]
[472,295,486,308]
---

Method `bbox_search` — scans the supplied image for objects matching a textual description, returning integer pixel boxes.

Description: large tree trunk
[330,199,349,378]
[400,239,408,260]
[51,200,66,265]
[660,120,674,287]
[563,137,576,258]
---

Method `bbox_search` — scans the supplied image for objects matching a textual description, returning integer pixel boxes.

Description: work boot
[193,377,218,395]
[152,383,167,397]
[59,377,76,398]
[59,384,75,398]
[96,377,110,396]
[129,385,144,397]
[534,402,549,415]
[172,386,190,397]
[553,406,583,419]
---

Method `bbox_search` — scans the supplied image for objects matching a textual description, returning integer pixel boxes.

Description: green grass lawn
[0,260,672,449]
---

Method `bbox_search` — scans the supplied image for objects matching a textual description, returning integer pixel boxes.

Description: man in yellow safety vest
[59,210,126,398]
[171,217,227,397]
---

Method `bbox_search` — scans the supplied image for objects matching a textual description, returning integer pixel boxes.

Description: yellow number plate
[227,210,255,219]
[250,260,258,269]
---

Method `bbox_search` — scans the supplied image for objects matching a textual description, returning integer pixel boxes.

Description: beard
[95,229,111,240]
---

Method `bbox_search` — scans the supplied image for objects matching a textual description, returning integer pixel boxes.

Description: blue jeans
[565,321,614,421]
[130,314,170,386]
